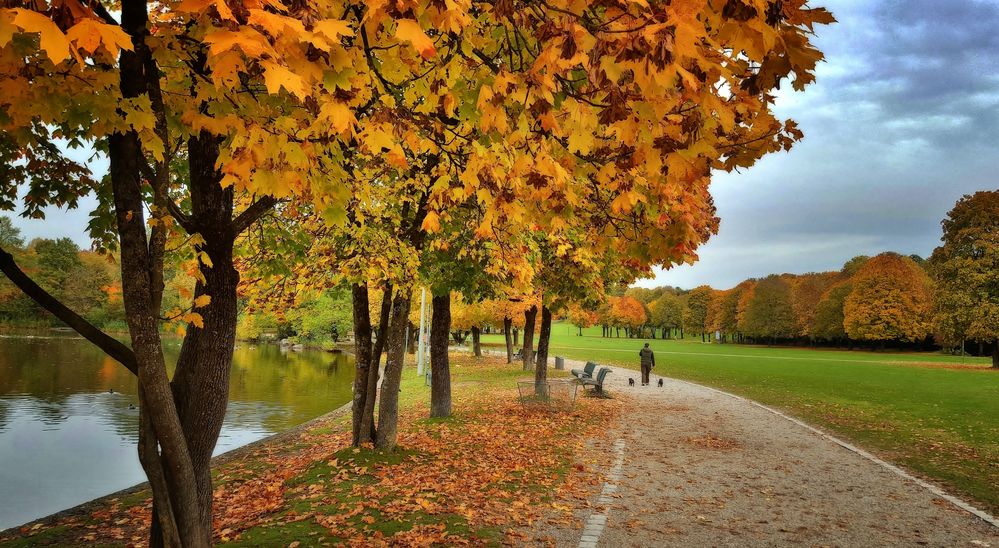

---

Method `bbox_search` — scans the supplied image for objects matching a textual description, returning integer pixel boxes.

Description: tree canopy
[930,190,999,366]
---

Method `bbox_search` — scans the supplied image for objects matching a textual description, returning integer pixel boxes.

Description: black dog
[628,378,635,386]
[657,378,664,387]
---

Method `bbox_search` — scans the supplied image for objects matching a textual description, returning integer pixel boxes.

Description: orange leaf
[395,19,435,59]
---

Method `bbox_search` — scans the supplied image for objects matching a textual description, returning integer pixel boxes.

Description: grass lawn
[482,322,999,515]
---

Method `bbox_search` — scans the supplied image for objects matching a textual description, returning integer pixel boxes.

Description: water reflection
[0,332,354,530]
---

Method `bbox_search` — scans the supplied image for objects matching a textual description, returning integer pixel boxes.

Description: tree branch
[165,198,196,234]
[233,195,279,234]
[0,247,137,375]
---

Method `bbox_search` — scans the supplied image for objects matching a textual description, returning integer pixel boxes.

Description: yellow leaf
[313,19,352,40]
[184,312,205,329]
[261,61,308,99]
[248,9,305,37]
[386,144,408,168]
[421,211,441,233]
[193,295,212,308]
[204,29,273,59]
[175,0,215,12]
[322,102,355,135]
[11,9,69,62]
[214,0,235,21]
[0,12,16,48]
[395,19,435,59]
[64,18,101,54]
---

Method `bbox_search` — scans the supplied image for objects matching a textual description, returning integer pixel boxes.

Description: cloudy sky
[8,0,999,290]
[638,0,999,289]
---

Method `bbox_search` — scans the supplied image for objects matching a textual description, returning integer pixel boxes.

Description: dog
[628,378,635,386]
[657,378,664,387]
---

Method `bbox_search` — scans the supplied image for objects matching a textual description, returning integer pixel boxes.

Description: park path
[545,359,999,547]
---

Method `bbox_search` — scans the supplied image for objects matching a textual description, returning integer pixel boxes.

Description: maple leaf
[421,211,442,233]
[9,8,69,62]
[312,19,353,41]
[261,61,308,99]
[183,312,204,329]
[395,19,436,59]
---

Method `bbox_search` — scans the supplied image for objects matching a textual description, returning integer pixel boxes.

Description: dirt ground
[535,359,999,547]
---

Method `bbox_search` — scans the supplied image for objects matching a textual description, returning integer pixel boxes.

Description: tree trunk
[578,326,582,336]
[522,305,537,371]
[513,327,519,347]
[359,284,392,445]
[534,306,552,397]
[471,326,481,357]
[111,22,210,540]
[350,284,373,446]
[430,293,452,418]
[375,291,412,449]
[504,317,513,363]
[407,322,417,354]
[992,340,998,369]
[165,132,244,543]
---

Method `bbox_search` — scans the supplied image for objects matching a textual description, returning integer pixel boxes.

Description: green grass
[483,322,999,514]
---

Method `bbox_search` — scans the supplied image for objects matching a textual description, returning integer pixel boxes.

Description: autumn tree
[0,0,459,542]
[684,285,713,341]
[790,272,837,339]
[610,295,647,337]
[530,235,637,393]
[930,191,999,367]
[567,303,598,336]
[741,275,795,344]
[488,298,529,363]
[810,282,852,343]
[843,253,933,344]
[704,288,725,340]
[718,281,753,342]
[649,292,684,339]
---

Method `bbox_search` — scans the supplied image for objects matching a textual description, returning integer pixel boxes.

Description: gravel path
[552,359,999,547]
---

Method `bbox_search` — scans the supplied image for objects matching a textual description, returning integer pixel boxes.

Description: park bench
[570,361,598,380]
[580,367,611,394]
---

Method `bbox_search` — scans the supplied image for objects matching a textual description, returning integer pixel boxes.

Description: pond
[0,331,355,530]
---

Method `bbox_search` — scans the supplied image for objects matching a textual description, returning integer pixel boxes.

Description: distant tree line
[0,218,125,329]
[0,217,217,334]
[582,191,999,367]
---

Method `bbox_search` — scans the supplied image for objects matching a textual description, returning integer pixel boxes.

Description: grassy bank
[483,323,999,515]
[1,354,616,546]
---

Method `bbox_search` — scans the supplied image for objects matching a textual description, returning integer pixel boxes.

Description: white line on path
[578,438,625,548]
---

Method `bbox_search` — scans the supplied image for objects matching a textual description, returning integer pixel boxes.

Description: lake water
[0,332,355,530]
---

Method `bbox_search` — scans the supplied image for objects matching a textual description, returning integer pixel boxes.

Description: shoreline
[0,399,354,536]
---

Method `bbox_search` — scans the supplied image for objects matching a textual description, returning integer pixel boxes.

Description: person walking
[639,343,655,386]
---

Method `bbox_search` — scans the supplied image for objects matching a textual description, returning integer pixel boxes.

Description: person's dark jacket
[639,347,655,368]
